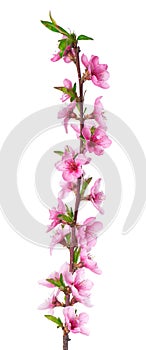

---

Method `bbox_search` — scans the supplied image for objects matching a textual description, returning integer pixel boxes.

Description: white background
[0,1,146,349]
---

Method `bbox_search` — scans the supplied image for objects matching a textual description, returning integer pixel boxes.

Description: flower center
[67,160,78,172]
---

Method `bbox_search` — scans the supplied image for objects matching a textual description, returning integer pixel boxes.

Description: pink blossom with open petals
[38,292,58,313]
[58,101,76,133]
[77,217,103,251]
[80,248,102,275]
[64,268,93,306]
[81,54,110,89]
[47,198,66,232]
[82,124,112,155]
[61,79,72,102]
[55,153,91,182]
[63,307,89,335]
[58,179,77,199]
[90,178,105,213]
[38,288,62,314]
[50,225,71,254]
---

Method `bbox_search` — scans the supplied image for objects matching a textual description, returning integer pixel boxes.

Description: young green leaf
[80,177,92,196]
[40,20,70,36]
[72,82,77,93]
[54,86,69,93]
[46,278,62,288]
[65,233,71,245]
[54,150,64,156]
[58,214,74,223]
[45,315,63,328]
[49,11,57,25]
[77,34,93,40]
[73,247,81,263]
[58,39,68,51]
[60,273,66,287]
[65,205,74,219]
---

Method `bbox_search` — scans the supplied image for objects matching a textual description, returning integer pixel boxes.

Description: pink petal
[55,160,65,171]
[38,300,53,310]
[82,126,91,140]
[63,56,71,63]
[79,312,89,324]
[63,117,69,133]
[63,79,72,89]
[89,221,103,232]
[83,217,96,225]
[61,94,70,102]
[98,81,110,89]
[91,55,99,67]
[71,123,80,135]
[81,54,89,68]
[91,75,100,86]
[76,153,90,165]
[80,326,90,336]
[51,52,61,62]
[64,271,74,285]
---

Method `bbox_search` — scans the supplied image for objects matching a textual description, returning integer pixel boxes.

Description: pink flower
[38,291,59,314]
[80,248,102,275]
[81,54,110,88]
[47,198,66,232]
[90,179,105,213]
[58,179,77,199]
[82,124,112,155]
[58,101,76,133]
[63,306,89,335]
[77,217,103,251]
[56,153,90,182]
[50,225,71,254]
[64,268,93,306]
[61,79,72,102]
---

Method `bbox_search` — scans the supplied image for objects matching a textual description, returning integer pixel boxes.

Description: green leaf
[49,11,57,25]
[77,34,93,40]
[45,315,63,328]
[60,273,66,287]
[58,39,68,51]
[54,86,68,93]
[58,214,74,223]
[40,21,70,36]
[46,278,62,288]
[72,82,77,93]
[65,233,71,245]
[80,177,92,196]
[73,247,81,263]
[54,151,64,156]
[65,205,74,219]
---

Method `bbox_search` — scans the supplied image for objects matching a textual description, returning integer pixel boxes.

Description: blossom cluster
[40,14,112,342]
